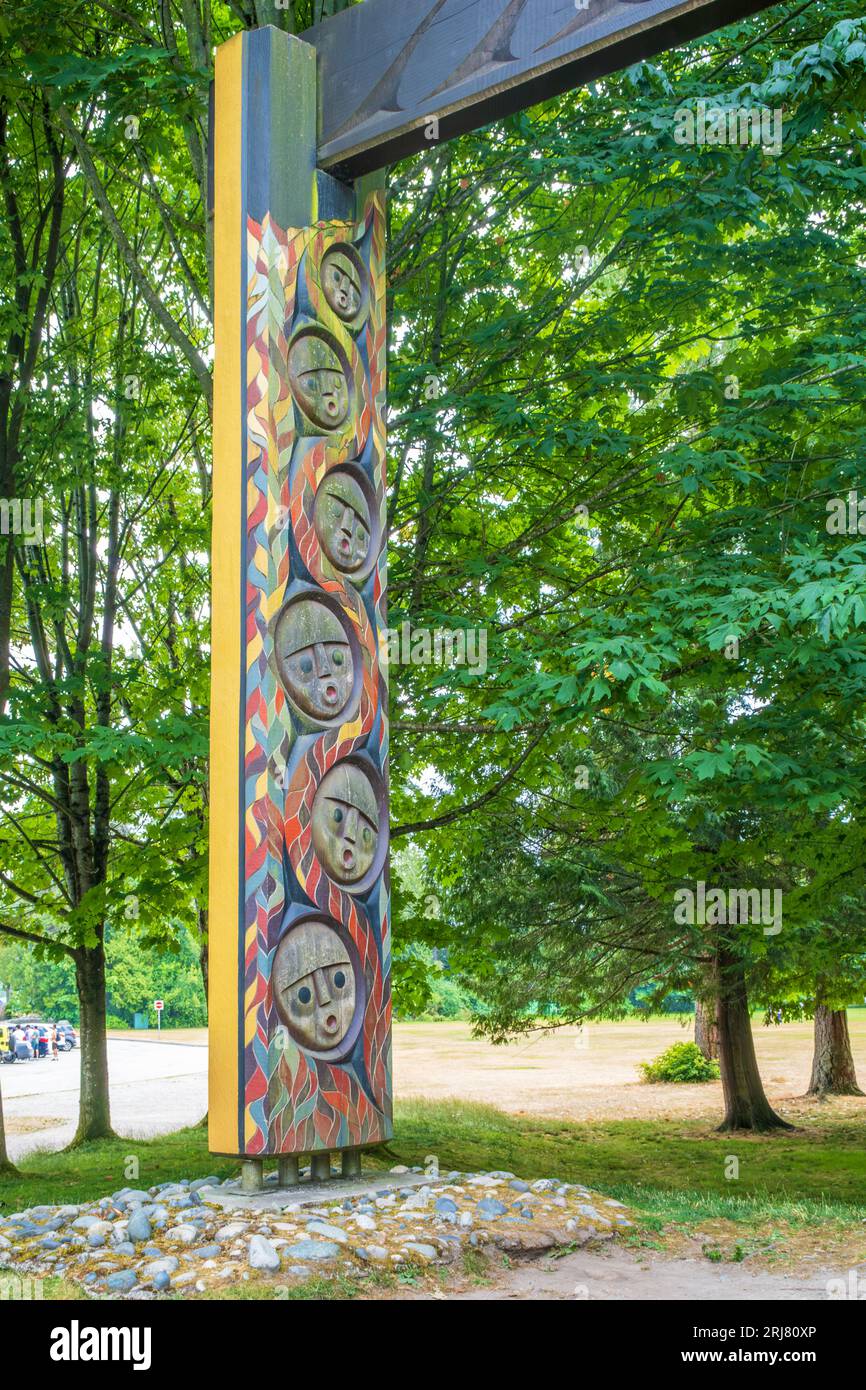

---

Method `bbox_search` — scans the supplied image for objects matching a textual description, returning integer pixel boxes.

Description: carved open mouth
[324,1014,338,1033]
[342,848,355,870]
[323,683,339,704]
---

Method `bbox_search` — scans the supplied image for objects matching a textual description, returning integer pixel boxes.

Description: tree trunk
[0,536,14,719]
[0,1077,19,1174]
[0,520,18,1173]
[197,903,209,1009]
[716,949,793,1132]
[70,942,115,1144]
[807,1005,863,1098]
[694,996,719,1060]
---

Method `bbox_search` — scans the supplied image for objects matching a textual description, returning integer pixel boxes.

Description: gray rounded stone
[142,1256,179,1278]
[72,1215,102,1231]
[189,1176,220,1192]
[476,1198,508,1219]
[165,1224,198,1244]
[304,1221,348,1244]
[127,1210,152,1244]
[248,1235,280,1271]
[283,1239,340,1262]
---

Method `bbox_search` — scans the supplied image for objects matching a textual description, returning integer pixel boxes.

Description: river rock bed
[0,1168,633,1298]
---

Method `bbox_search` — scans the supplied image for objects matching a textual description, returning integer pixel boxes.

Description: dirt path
[424,1247,851,1300]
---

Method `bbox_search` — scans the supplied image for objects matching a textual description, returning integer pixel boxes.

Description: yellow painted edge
[209,32,244,1156]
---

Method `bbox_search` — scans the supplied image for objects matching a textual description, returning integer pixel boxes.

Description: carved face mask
[312,762,379,884]
[288,332,350,431]
[273,920,357,1052]
[314,472,372,574]
[322,249,364,322]
[274,600,355,721]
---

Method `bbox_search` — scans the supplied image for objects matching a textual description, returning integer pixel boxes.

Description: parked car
[0,1023,36,1060]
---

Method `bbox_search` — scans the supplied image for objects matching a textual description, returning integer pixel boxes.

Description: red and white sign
[154,1000,164,1012]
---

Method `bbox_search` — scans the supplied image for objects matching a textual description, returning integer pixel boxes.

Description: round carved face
[322,247,365,323]
[314,471,372,574]
[273,920,357,1052]
[288,331,350,431]
[312,762,380,885]
[274,600,355,721]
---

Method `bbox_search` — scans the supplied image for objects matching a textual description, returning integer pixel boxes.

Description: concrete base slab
[199,1170,435,1213]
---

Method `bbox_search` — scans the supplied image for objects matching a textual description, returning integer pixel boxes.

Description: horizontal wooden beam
[302,0,778,177]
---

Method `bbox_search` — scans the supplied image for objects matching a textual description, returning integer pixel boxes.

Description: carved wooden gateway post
[210,28,390,1184]
[210,0,773,1184]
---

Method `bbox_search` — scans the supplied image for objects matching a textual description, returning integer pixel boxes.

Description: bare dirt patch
[657,1217,866,1275]
[392,1016,866,1124]
[5,1115,66,1137]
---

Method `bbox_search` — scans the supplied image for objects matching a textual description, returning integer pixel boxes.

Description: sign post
[154,1000,164,1035]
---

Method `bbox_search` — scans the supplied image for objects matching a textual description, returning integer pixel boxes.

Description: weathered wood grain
[302,0,778,176]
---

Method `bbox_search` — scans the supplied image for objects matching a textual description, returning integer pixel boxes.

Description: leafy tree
[386,3,866,1131]
[0,927,207,1027]
[0,6,212,1141]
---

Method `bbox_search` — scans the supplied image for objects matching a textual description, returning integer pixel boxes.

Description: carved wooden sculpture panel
[210,28,390,1159]
[241,201,391,1156]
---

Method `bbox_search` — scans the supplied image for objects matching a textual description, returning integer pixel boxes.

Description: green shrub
[640,1041,720,1083]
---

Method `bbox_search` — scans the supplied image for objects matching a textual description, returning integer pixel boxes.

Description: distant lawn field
[108,1011,866,1126]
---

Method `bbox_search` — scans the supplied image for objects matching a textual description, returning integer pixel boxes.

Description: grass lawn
[3,1097,865,1279]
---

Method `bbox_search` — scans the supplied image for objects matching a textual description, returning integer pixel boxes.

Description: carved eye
[356,527,368,549]
[299,654,313,674]
[332,648,344,667]
[333,806,343,825]
[362,826,372,846]
[297,985,312,1005]
[333,970,346,990]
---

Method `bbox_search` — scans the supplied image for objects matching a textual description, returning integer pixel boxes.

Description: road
[1,1037,207,1161]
